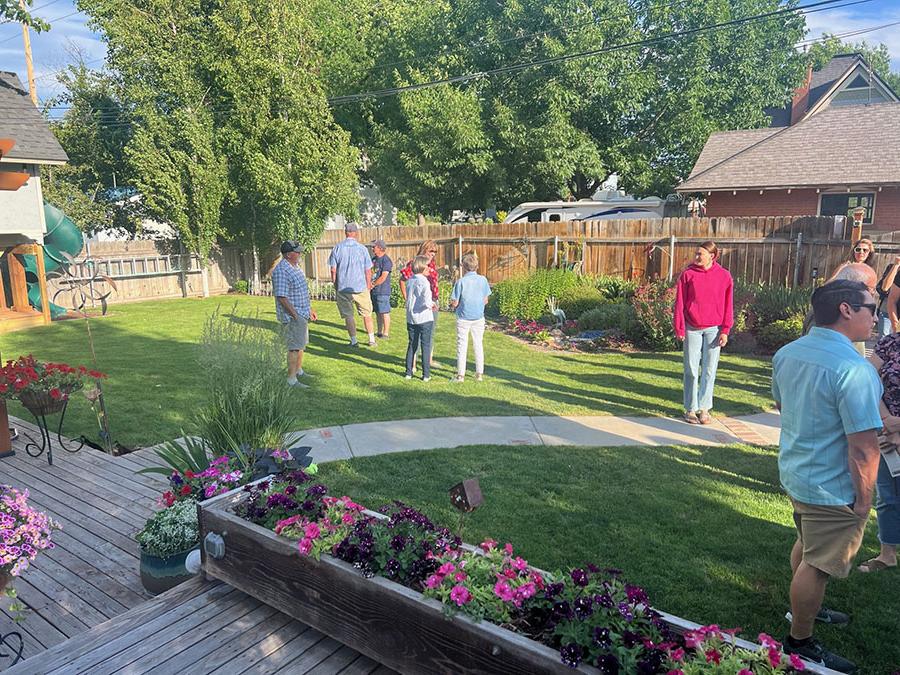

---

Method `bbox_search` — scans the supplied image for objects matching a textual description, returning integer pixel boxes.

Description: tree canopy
[0,0,48,31]
[807,36,900,93]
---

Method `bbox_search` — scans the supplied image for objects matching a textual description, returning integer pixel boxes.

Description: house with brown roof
[676,54,900,230]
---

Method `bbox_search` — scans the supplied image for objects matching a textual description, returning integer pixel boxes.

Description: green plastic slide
[21,203,83,319]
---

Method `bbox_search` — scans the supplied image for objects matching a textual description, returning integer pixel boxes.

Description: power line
[0,8,83,45]
[328,0,876,104]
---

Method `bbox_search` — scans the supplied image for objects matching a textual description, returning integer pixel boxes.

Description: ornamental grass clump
[666,626,805,674]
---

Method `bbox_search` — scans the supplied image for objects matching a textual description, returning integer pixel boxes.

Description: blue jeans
[406,321,434,378]
[683,326,722,412]
[876,455,900,546]
[878,311,892,338]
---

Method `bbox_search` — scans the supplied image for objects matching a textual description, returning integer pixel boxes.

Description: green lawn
[2,296,774,447]
[317,444,899,674]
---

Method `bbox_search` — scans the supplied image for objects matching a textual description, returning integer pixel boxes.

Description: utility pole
[19,0,38,106]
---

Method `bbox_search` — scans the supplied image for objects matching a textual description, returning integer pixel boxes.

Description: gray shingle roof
[677,101,900,191]
[0,71,67,164]
[765,54,861,128]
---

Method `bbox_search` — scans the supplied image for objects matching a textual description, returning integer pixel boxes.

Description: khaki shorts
[791,499,867,578]
[281,317,309,351]
[336,291,372,319]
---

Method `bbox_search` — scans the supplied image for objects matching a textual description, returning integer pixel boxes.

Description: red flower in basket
[0,355,106,416]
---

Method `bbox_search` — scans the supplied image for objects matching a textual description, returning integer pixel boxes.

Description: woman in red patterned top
[401,240,440,366]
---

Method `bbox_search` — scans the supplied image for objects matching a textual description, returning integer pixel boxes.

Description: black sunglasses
[849,303,877,315]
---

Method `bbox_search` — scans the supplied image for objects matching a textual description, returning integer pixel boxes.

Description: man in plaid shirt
[273,241,317,387]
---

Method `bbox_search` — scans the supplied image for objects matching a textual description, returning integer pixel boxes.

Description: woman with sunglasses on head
[673,240,733,425]
[400,240,440,367]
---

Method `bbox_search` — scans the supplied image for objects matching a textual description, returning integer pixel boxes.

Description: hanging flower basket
[0,355,104,416]
[18,386,79,416]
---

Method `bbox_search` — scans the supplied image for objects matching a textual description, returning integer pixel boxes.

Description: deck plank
[238,628,328,675]
[206,618,309,674]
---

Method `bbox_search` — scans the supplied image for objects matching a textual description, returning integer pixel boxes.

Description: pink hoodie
[673,262,734,339]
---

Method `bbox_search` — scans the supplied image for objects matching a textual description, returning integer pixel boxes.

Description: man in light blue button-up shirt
[328,223,375,346]
[773,279,882,671]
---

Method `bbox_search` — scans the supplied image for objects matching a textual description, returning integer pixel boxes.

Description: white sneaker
[297,371,313,378]
[404,374,413,380]
[422,376,431,382]
[368,339,377,347]
[288,378,309,388]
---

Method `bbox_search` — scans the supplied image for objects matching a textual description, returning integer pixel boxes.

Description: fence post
[178,242,188,298]
[458,234,463,269]
[792,232,803,288]
[313,246,319,283]
[667,234,675,282]
[580,240,586,276]
[553,235,559,268]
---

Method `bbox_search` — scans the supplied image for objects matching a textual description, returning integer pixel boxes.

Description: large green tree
[325,0,807,214]
[43,62,140,235]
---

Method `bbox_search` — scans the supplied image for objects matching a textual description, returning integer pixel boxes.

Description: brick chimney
[790,64,813,125]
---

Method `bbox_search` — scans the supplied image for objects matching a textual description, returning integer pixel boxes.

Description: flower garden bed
[198,472,837,675]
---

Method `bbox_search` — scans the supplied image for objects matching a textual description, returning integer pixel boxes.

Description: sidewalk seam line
[528,417,547,446]
[339,425,355,458]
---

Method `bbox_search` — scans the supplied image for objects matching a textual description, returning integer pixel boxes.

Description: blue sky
[1,0,899,106]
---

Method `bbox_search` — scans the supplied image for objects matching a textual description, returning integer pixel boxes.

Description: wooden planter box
[198,483,840,675]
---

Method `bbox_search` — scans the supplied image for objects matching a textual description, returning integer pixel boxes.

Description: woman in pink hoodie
[673,240,733,424]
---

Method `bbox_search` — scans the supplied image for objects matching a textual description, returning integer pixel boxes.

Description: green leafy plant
[748,283,812,327]
[233,279,249,294]
[592,275,639,302]
[135,500,199,558]
[557,286,606,321]
[755,313,804,353]
[136,433,212,478]
[492,269,584,320]
[578,302,637,335]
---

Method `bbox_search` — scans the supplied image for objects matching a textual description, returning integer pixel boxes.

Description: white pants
[456,318,486,375]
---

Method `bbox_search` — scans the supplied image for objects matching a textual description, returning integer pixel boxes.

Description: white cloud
[803,3,900,70]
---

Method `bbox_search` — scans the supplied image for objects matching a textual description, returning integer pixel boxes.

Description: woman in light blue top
[450,253,491,382]
[404,256,436,381]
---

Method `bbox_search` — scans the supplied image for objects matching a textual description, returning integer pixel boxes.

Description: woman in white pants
[450,253,492,382]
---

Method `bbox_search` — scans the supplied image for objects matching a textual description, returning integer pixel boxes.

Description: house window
[819,193,875,224]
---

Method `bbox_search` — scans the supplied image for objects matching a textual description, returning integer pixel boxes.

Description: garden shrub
[233,279,249,294]
[390,276,405,308]
[631,281,677,350]
[756,313,804,352]
[492,269,583,320]
[556,286,607,320]
[748,283,812,327]
[578,302,637,334]
[592,275,638,301]
[195,307,297,456]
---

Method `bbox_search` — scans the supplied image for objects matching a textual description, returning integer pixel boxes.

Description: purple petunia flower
[570,568,589,587]
[595,653,620,674]
[559,643,583,669]
[592,626,611,646]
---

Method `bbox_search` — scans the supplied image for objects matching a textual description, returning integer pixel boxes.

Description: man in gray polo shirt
[273,241,317,387]
[328,222,375,347]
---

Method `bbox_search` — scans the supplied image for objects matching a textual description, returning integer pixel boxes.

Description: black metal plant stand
[22,399,84,466]
[0,630,23,666]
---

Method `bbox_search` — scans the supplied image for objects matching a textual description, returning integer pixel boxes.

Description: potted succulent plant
[135,500,200,595]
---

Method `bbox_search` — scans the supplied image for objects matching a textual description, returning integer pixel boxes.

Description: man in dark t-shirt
[370,239,393,338]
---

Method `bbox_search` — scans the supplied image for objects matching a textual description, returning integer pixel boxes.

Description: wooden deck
[0,418,391,674]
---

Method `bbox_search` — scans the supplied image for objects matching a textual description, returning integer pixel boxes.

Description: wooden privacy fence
[302,215,894,288]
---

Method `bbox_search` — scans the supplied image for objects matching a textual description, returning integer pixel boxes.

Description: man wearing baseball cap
[272,240,317,386]
[328,223,376,347]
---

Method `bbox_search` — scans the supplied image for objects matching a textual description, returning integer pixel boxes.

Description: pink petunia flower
[504,543,514,555]
[767,647,782,668]
[670,648,685,662]
[705,649,721,665]
[304,522,321,539]
[789,654,806,670]
[454,572,467,582]
[480,539,497,552]
[758,633,780,649]
[493,580,514,602]
[297,537,313,555]
[515,582,536,600]
[425,574,443,589]
[512,556,527,571]
[449,585,472,606]
[738,670,754,675]
[438,562,456,576]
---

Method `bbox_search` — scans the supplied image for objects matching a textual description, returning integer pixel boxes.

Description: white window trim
[817,190,877,224]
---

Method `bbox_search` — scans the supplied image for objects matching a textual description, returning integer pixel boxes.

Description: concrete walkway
[286,411,782,463]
